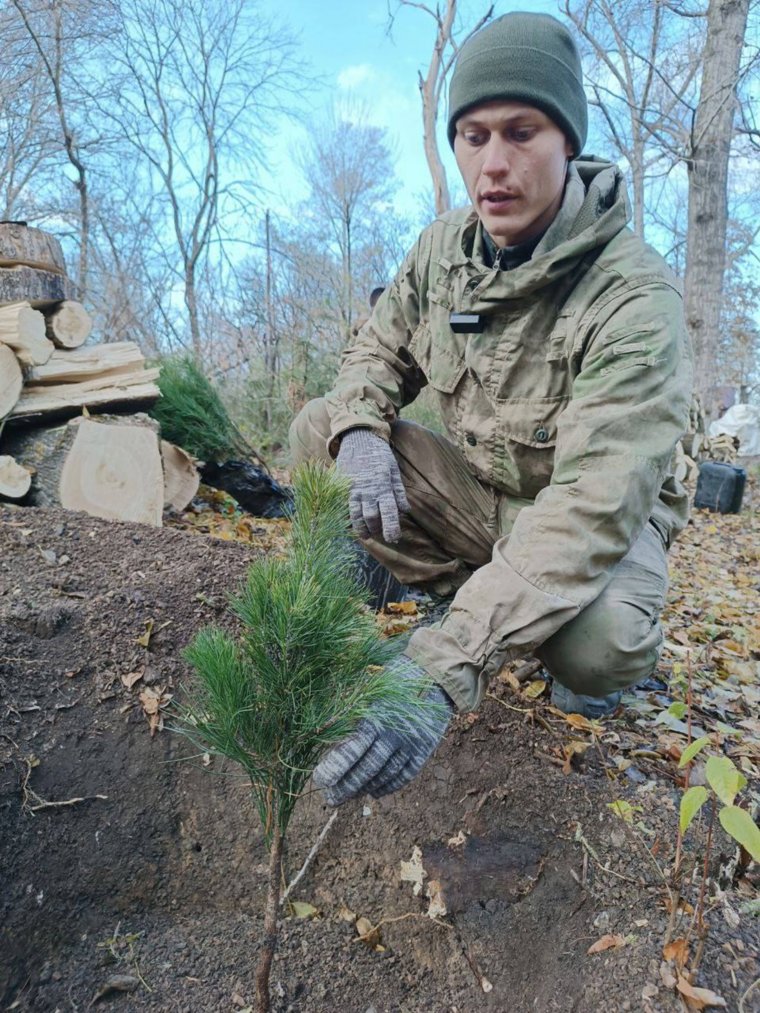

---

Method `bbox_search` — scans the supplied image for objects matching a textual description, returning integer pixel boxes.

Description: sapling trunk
[175,463,440,1010]
[256,814,284,1013]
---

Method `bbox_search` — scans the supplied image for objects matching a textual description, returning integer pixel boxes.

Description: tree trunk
[185,262,201,361]
[683,0,749,417]
[255,816,283,1013]
[419,67,452,215]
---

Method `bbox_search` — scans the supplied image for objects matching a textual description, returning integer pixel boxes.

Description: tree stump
[0,456,32,500]
[0,301,54,365]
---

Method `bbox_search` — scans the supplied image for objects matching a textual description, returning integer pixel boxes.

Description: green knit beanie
[447,12,588,157]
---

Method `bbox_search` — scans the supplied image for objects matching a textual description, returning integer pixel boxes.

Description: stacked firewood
[0,222,199,524]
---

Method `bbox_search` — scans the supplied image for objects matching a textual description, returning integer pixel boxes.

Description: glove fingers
[390,467,411,515]
[313,723,377,791]
[369,756,417,798]
[362,748,409,796]
[377,494,402,543]
[349,497,371,540]
[320,736,401,806]
[358,497,383,539]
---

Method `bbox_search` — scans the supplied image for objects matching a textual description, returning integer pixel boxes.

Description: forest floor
[1,485,759,1013]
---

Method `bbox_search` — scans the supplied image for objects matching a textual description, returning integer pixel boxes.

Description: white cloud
[337,64,375,90]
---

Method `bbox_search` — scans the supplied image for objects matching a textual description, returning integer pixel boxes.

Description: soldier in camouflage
[290,12,693,806]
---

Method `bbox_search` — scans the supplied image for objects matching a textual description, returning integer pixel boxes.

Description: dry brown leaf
[523,679,547,699]
[498,669,522,693]
[447,830,467,847]
[337,905,356,923]
[425,878,447,918]
[136,618,154,648]
[562,713,603,734]
[121,668,144,690]
[354,916,384,951]
[587,933,626,954]
[663,937,690,967]
[386,601,418,615]
[399,846,425,896]
[676,975,727,1009]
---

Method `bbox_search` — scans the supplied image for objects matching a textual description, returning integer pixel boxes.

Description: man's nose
[481,138,511,177]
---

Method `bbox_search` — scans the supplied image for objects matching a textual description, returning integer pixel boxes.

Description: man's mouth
[480,191,519,207]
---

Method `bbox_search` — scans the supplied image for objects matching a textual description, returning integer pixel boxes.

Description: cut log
[0,301,54,366]
[0,455,32,499]
[161,440,200,512]
[60,418,164,526]
[10,367,160,422]
[44,301,92,348]
[0,266,76,308]
[0,222,66,274]
[0,344,23,417]
[26,341,144,385]
[2,412,162,519]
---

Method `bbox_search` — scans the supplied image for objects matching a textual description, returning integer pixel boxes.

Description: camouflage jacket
[323,159,693,710]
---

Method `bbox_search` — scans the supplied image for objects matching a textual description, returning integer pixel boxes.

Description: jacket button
[534,427,549,443]
[466,433,477,446]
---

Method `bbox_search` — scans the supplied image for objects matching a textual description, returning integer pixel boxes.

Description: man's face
[453,101,573,249]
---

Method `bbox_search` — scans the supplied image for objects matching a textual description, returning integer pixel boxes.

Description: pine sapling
[174,462,444,1012]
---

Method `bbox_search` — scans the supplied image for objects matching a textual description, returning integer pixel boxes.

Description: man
[290,12,693,805]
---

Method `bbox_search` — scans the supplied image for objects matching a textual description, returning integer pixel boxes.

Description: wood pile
[0,222,199,524]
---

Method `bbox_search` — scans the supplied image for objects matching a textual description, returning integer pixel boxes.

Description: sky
[256,0,562,227]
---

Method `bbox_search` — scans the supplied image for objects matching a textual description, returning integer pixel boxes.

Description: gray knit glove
[336,428,410,543]
[312,655,453,806]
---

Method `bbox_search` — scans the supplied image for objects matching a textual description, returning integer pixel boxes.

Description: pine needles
[151,356,250,463]
[174,461,432,1011]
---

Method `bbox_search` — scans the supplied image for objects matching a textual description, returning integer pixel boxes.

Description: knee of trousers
[288,397,332,466]
[537,596,663,697]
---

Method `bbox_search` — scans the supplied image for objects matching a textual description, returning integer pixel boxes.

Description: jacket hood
[444,156,632,305]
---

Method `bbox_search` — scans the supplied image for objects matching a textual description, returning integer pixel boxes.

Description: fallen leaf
[121,668,144,690]
[447,830,467,847]
[587,933,626,954]
[289,901,319,919]
[354,916,384,951]
[337,905,356,923]
[481,977,493,993]
[676,974,727,1009]
[386,601,418,615]
[91,975,140,1003]
[562,713,603,734]
[136,618,154,648]
[524,679,547,699]
[400,846,425,896]
[663,937,690,967]
[498,670,522,693]
[425,878,447,918]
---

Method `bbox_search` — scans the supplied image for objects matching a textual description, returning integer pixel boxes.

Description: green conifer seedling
[175,461,442,1012]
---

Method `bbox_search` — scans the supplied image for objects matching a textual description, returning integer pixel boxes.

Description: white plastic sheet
[709,403,760,456]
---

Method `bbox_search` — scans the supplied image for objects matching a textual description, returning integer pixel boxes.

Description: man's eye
[512,128,534,142]
[464,132,486,145]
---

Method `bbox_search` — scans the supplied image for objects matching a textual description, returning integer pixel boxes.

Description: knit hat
[447,12,587,157]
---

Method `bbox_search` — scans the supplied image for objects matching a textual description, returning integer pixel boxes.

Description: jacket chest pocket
[493,395,569,498]
[409,319,467,394]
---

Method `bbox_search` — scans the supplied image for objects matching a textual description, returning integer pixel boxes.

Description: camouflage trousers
[290,399,669,698]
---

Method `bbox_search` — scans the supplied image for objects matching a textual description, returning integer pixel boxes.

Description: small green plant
[175,462,440,1012]
[152,355,259,465]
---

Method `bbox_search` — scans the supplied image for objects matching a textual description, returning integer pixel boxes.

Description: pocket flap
[498,396,569,448]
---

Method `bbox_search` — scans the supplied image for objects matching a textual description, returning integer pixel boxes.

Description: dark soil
[1,505,758,1013]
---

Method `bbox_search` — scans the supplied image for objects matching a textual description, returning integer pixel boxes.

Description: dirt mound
[1,505,756,1012]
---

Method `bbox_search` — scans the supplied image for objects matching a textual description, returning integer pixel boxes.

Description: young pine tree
[175,462,442,1012]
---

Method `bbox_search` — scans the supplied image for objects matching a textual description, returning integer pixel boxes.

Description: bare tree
[388,1,494,215]
[682,0,751,411]
[563,0,700,236]
[299,109,396,343]
[0,17,59,221]
[101,0,299,359]
[8,0,107,293]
